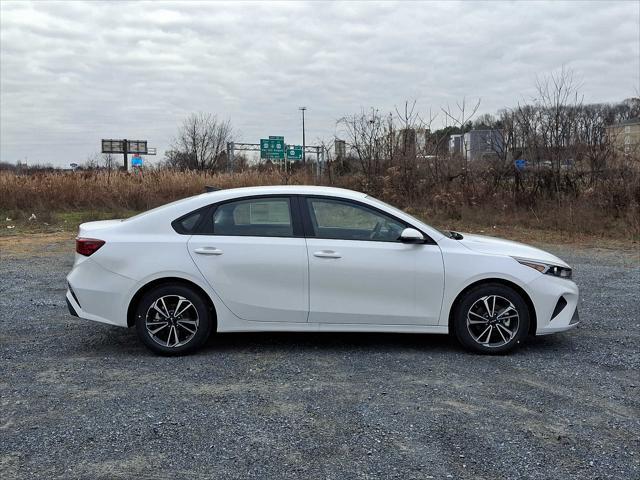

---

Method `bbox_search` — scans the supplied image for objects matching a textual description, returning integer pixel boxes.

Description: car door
[302,196,444,325]
[187,195,308,323]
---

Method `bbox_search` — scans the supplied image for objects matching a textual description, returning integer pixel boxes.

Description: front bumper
[528,274,580,335]
[536,308,580,335]
[66,296,78,317]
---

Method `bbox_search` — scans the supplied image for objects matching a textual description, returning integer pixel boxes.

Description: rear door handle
[194,247,224,255]
[313,250,341,259]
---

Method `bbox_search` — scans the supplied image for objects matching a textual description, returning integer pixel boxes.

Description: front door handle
[194,247,224,255]
[313,250,342,259]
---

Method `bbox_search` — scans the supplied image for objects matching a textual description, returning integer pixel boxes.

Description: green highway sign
[260,137,285,160]
[286,145,303,161]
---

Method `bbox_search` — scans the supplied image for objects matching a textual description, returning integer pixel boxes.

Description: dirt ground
[1,233,638,479]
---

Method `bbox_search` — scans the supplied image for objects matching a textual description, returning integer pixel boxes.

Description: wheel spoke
[468,310,489,325]
[468,319,488,325]
[482,325,494,343]
[177,321,196,334]
[496,324,508,344]
[476,325,490,342]
[469,311,488,321]
[174,298,192,318]
[482,297,493,316]
[159,297,171,318]
[166,326,177,347]
[497,323,514,339]
[152,303,169,319]
[148,322,169,335]
[177,319,197,326]
[497,305,515,318]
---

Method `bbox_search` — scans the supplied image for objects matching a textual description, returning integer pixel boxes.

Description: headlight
[514,258,572,279]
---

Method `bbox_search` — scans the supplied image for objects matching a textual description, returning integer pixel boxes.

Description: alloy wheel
[466,295,520,348]
[145,295,200,348]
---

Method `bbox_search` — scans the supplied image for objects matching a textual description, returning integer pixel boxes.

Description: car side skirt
[217,321,449,334]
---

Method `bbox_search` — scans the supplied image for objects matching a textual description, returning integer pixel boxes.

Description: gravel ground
[1,241,638,479]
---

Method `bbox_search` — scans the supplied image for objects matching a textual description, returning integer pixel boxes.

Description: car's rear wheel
[135,284,213,356]
[453,283,530,354]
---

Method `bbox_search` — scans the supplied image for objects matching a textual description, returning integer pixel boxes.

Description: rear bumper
[66,258,134,327]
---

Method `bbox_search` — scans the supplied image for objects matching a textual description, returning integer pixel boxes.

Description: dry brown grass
[1,169,638,243]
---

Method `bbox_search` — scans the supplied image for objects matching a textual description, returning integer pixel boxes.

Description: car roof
[120,184,444,241]
[200,185,367,199]
[123,185,367,225]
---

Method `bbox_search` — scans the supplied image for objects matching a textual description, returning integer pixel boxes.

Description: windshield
[365,195,424,223]
[365,195,461,239]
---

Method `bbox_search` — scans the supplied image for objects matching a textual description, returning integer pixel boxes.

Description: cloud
[1,0,638,166]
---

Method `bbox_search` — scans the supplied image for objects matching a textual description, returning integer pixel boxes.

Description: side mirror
[399,228,424,244]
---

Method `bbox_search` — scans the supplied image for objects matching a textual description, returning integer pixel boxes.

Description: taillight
[76,238,105,256]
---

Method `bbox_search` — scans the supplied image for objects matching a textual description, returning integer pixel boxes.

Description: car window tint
[173,210,203,234]
[307,198,405,242]
[213,198,293,237]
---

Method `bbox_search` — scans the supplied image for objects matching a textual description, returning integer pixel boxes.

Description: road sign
[101,139,148,154]
[286,145,303,161]
[260,137,285,160]
[102,139,124,153]
[131,155,143,167]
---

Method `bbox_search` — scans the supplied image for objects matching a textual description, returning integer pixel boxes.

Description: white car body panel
[457,234,569,267]
[187,235,309,323]
[306,238,444,325]
[66,185,580,339]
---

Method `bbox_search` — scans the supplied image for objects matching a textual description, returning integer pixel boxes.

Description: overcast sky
[1,0,638,167]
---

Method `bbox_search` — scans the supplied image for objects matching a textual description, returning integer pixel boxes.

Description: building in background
[462,129,504,162]
[606,119,640,156]
[448,134,463,154]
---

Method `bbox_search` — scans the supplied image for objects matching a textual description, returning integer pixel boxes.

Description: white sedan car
[66,186,579,355]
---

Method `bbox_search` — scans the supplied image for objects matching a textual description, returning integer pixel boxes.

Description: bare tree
[101,152,117,182]
[534,66,583,176]
[169,113,233,171]
[84,153,100,170]
[441,97,481,129]
[441,97,481,171]
[337,108,389,184]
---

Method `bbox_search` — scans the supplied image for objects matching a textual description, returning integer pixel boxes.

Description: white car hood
[457,233,569,267]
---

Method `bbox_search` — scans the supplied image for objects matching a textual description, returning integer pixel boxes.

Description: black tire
[135,283,213,356]
[453,283,530,354]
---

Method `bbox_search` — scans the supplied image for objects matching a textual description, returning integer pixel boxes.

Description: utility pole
[123,139,128,171]
[299,107,307,164]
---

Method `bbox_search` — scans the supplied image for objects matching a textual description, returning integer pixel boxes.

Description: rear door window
[212,197,294,237]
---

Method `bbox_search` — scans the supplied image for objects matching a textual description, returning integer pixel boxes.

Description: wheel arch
[447,278,537,335]
[127,277,217,329]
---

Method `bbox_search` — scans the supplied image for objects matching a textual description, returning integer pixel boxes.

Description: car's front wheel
[135,283,213,356]
[453,283,530,354]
